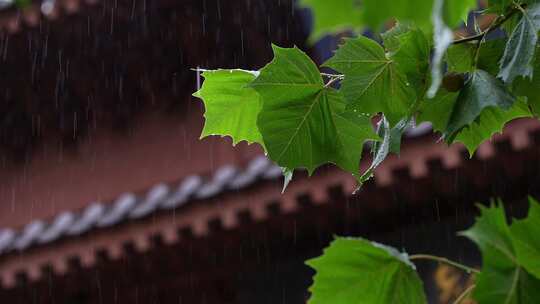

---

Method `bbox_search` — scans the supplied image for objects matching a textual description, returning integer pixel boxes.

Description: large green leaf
[324,36,416,126]
[251,45,378,179]
[362,0,433,30]
[460,203,540,304]
[446,39,507,75]
[443,0,476,28]
[299,0,363,43]
[386,27,431,96]
[510,197,540,279]
[514,52,540,116]
[193,69,263,146]
[306,237,427,304]
[446,44,474,73]
[418,89,528,155]
[417,89,458,132]
[489,0,513,14]
[381,22,414,53]
[455,99,532,155]
[445,70,515,140]
[498,3,540,83]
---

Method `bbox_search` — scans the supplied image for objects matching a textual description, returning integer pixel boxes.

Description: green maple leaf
[381,22,414,53]
[418,89,458,132]
[446,44,475,73]
[510,197,540,279]
[306,237,427,304]
[251,45,378,180]
[514,51,540,116]
[299,0,362,43]
[443,0,477,27]
[498,3,540,83]
[193,69,263,146]
[362,0,432,30]
[446,39,507,75]
[445,69,515,140]
[460,203,540,304]
[455,99,531,155]
[489,0,513,14]
[324,36,416,126]
[418,88,528,155]
[384,26,431,96]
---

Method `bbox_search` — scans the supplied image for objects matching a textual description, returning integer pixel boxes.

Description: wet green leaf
[445,70,515,140]
[251,45,378,180]
[306,237,427,304]
[446,39,507,75]
[443,0,477,27]
[514,52,540,116]
[461,203,540,304]
[324,36,416,126]
[193,69,263,146]
[362,0,433,30]
[418,88,528,155]
[299,0,363,43]
[498,3,540,83]
[510,197,540,279]
[386,27,431,96]
[455,98,532,155]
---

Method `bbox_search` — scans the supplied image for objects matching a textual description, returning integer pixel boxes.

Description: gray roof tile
[129,184,170,219]
[66,202,105,236]
[96,194,137,228]
[37,212,75,244]
[13,220,45,251]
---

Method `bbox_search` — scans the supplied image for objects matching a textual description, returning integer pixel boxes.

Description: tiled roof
[0,155,284,255]
[1,119,539,288]
[0,122,433,257]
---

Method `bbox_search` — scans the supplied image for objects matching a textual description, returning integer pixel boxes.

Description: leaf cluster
[307,198,540,303]
[193,1,540,187]
[192,2,540,302]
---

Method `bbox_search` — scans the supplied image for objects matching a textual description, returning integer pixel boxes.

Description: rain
[0,0,538,303]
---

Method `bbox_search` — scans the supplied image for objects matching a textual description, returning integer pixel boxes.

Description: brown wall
[0,105,263,229]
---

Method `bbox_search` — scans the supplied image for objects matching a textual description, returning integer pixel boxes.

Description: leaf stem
[452,284,476,304]
[320,72,344,78]
[409,254,480,274]
[323,73,344,88]
[324,77,341,88]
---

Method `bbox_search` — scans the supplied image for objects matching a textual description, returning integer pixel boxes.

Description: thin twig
[321,72,344,78]
[514,1,528,14]
[453,32,487,44]
[324,76,342,88]
[452,6,522,45]
[409,254,480,274]
[452,284,476,304]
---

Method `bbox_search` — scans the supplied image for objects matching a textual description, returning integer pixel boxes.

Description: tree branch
[409,254,480,274]
[452,5,523,45]
[452,284,476,304]
[322,73,344,88]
